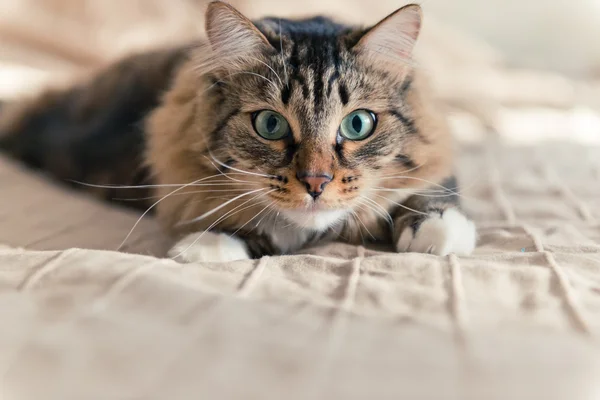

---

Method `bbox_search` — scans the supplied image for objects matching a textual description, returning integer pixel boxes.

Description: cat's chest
[257,219,316,254]
[254,191,413,252]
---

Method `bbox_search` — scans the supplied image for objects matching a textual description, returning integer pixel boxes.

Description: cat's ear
[203,1,272,70]
[353,4,422,72]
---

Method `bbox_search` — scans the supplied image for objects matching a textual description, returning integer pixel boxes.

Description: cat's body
[0,2,476,262]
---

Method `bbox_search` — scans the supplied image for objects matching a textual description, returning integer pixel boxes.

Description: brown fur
[147,57,453,244]
[0,46,189,207]
[1,2,462,257]
[145,3,455,254]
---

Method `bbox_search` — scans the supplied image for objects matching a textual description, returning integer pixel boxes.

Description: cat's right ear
[201,1,272,72]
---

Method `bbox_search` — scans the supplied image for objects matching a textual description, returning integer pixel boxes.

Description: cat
[0,1,476,262]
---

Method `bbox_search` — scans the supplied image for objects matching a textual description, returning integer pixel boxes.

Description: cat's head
[183,1,449,232]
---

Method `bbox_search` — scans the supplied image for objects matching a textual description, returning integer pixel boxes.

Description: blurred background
[1,0,600,144]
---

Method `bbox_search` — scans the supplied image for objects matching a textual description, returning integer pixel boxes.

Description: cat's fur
[0,2,476,262]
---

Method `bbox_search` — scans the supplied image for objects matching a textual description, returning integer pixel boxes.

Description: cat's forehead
[256,16,354,40]
[225,16,398,131]
[254,16,363,65]
[251,17,374,96]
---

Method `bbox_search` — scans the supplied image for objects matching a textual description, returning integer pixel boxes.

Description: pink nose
[296,173,333,199]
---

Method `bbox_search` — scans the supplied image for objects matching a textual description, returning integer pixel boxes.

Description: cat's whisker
[371,188,449,195]
[371,185,476,202]
[274,211,281,227]
[372,186,447,192]
[371,191,457,199]
[179,188,266,226]
[349,211,368,243]
[371,187,457,195]
[231,71,277,88]
[113,187,261,202]
[207,160,258,184]
[204,196,241,202]
[380,176,463,196]
[230,201,276,237]
[370,193,429,216]
[350,214,364,243]
[204,190,276,230]
[369,188,466,199]
[118,176,228,250]
[247,57,283,87]
[172,190,276,259]
[358,196,394,227]
[350,208,376,241]
[71,173,258,190]
[282,221,295,229]
[196,78,225,97]
[252,203,277,232]
[380,161,426,177]
[207,152,278,179]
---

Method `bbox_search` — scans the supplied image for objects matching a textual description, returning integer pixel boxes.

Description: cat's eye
[252,110,290,140]
[340,110,377,141]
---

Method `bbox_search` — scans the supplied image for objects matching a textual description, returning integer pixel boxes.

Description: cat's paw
[168,231,251,263]
[395,208,476,256]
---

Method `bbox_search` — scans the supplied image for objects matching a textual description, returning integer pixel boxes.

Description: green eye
[253,110,290,140]
[340,110,377,141]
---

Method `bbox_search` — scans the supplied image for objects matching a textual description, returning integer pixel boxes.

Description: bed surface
[2,140,600,399]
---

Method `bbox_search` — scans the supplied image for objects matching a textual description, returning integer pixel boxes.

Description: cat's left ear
[353,4,422,73]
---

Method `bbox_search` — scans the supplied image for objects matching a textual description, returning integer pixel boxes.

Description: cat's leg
[168,232,251,263]
[393,176,477,256]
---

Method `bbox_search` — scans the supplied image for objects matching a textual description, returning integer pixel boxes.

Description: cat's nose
[296,173,333,199]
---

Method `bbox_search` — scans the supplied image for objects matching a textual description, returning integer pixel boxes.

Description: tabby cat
[0,1,476,262]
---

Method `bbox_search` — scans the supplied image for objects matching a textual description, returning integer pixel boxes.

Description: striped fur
[1,2,474,258]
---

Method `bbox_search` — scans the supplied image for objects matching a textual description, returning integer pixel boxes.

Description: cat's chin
[281,208,348,232]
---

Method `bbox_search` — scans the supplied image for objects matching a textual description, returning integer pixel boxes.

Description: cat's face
[198,3,426,231]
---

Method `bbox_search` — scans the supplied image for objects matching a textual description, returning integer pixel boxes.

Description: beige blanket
[2,140,600,399]
[1,1,600,399]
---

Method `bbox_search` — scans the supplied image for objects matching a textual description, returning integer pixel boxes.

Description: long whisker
[380,176,463,196]
[230,71,276,88]
[371,193,429,216]
[172,190,276,259]
[371,184,476,201]
[358,197,394,227]
[349,211,367,243]
[230,201,275,237]
[114,188,261,202]
[207,160,257,183]
[71,175,258,190]
[371,187,448,193]
[198,190,274,232]
[247,57,283,87]
[380,162,426,177]
[178,188,266,226]
[351,208,376,240]
[282,220,296,230]
[369,189,464,199]
[118,176,228,250]
[207,153,277,179]
[274,211,281,226]
[251,203,277,233]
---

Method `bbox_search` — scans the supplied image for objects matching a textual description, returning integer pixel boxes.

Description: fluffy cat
[0,1,476,262]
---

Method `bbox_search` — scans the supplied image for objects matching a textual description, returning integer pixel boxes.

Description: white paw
[168,231,251,263]
[396,208,476,256]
